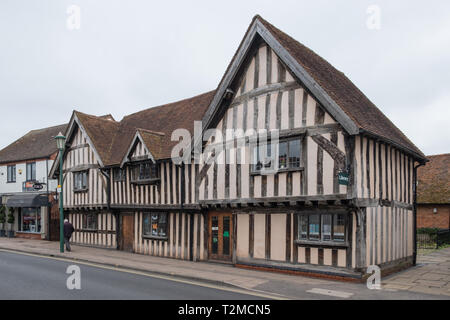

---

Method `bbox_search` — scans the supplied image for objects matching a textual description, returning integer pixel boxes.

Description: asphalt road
[0,251,269,300]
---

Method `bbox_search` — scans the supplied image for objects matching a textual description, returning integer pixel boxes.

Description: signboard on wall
[338,171,349,186]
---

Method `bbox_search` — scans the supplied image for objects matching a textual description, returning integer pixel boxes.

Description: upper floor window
[297,212,346,244]
[73,171,88,192]
[26,162,36,181]
[252,136,303,174]
[113,168,126,182]
[143,212,167,238]
[7,165,16,183]
[130,162,159,184]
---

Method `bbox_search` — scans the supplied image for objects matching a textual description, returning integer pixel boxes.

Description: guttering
[99,168,111,211]
[413,161,427,265]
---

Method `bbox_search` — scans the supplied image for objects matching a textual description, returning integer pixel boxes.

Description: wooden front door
[121,214,134,252]
[208,212,233,261]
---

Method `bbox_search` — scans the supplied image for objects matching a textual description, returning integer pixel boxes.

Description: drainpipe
[46,158,50,240]
[413,161,426,266]
[100,168,111,211]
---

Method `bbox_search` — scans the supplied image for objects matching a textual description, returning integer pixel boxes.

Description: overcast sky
[0,0,449,156]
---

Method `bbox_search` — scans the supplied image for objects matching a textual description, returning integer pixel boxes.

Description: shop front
[5,193,50,240]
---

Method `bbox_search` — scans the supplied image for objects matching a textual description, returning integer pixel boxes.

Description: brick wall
[417,204,450,229]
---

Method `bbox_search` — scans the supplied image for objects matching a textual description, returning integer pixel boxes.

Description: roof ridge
[426,153,450,157]
[137,128,165,136]
[121,90,215,122]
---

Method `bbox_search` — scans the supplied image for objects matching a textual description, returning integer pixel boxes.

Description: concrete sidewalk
[0,238,448,299]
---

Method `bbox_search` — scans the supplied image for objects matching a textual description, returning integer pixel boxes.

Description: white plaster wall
[0,159,57,194]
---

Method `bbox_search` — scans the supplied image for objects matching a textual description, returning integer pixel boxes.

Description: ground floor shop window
[18,207,41,233]
[143,212,167,238]
[297,212,346,243]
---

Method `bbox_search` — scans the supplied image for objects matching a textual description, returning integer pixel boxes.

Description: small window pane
[308,215,320,241]
[333,214,345,242]
[322,214,332,241]
[143,213,167,237]
[289,140,301,168]
[298,215,308,240]
[278,142,288,169]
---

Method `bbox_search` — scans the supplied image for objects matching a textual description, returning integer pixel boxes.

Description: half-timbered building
[51,15,427,280]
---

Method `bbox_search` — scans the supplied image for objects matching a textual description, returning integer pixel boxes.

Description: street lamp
[55,132,66,253]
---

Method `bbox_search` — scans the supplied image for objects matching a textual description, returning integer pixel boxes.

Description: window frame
[26,162,36,181]
[295,212,349,247]
[82,212,98,231]
[142,212,168,240]
[7,165,16,183]
[130,161,160,185]
[113,167,126,182]
[73,170,89,192]
[251,135,304,175]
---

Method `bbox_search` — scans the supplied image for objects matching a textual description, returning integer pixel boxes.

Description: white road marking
[0,248,288,300]
[307,288,354,298]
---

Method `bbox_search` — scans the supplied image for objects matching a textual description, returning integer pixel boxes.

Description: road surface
[0,251,270,300]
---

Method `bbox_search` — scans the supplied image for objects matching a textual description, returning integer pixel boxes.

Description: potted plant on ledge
[7,207,15,238]
[0,206,6,237]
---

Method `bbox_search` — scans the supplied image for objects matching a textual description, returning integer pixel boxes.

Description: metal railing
[417,229,450,249]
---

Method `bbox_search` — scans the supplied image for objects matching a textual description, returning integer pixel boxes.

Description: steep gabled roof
[0,124,67,164]
[119,129,165,167]
[105,90,215,166]
[73,111,120,165]
[417,154,450,204]
[57,15,425,169]
[200,15,426,161]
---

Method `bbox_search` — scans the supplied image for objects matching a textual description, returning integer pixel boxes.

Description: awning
[6,194,49,208]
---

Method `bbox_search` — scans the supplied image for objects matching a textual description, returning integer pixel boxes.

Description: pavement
[0,237,449,299]
[382,247,450,296]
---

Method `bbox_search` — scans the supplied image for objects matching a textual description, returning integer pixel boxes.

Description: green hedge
[417,227,440,235]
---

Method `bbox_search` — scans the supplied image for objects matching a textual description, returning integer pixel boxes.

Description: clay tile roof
[0,124,68,164]
[103,90,215,166]
[255,15,425,159]
[417,154,450,204]
[137,128,164,160]
[74,111,120,164]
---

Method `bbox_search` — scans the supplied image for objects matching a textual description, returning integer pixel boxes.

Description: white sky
[0,0,449,155]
